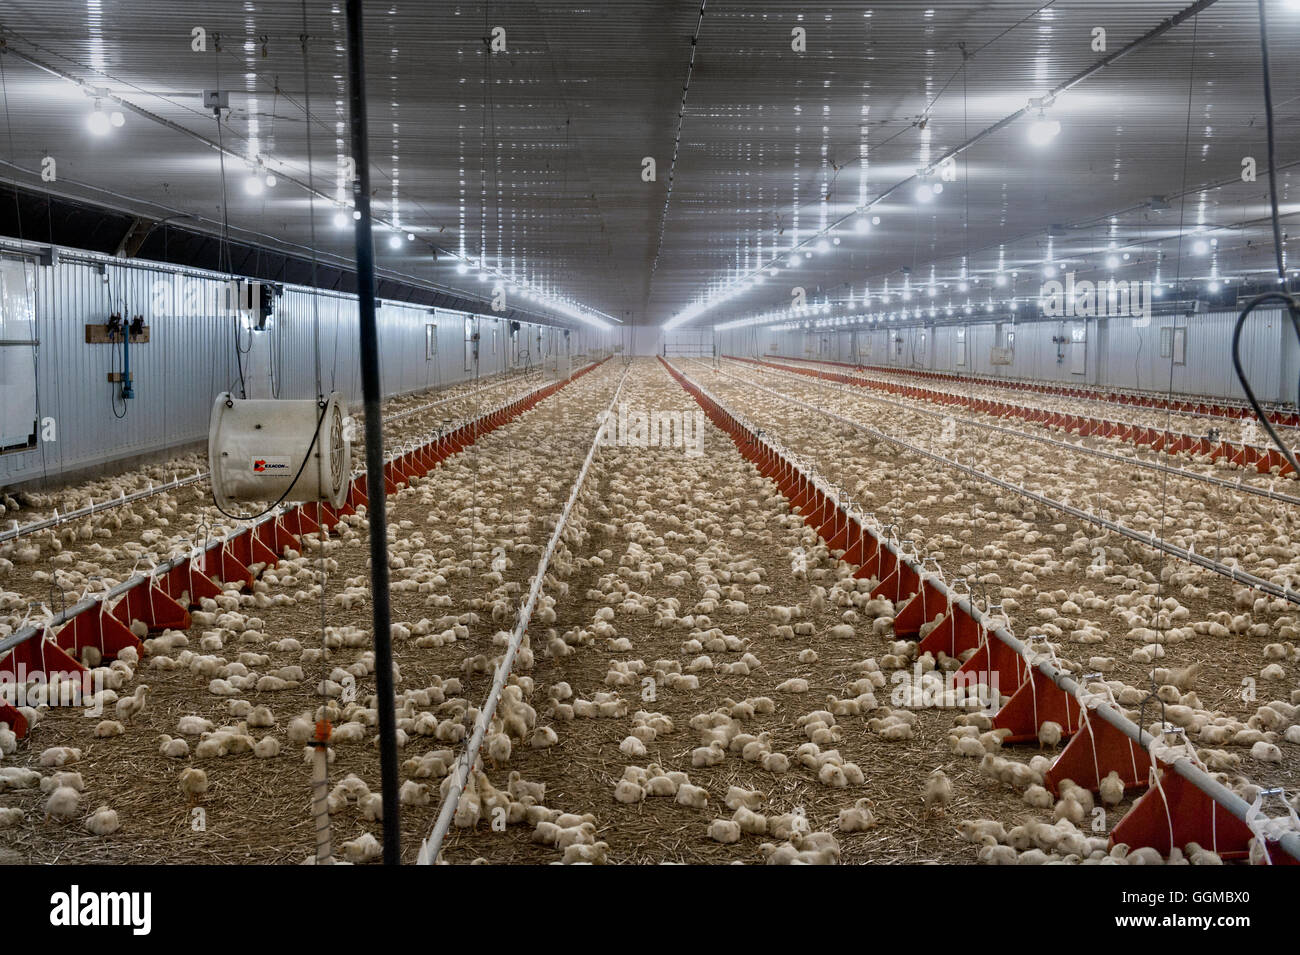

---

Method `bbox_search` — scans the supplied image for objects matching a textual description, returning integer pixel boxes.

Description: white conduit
[737,357,1300,508]
[416,364,629,865]
[700,360,1300,607]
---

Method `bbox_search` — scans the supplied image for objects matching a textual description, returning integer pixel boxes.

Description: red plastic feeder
[57,601,143,661]
[110,578,191,633]
[1110,768,1255,861]
[1045,708,1152,795]
[992,666,1083,744]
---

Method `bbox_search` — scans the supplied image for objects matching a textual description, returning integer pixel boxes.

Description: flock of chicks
[0,369,539,634]
[676,358,1300,855]
[0,369,557,853]
[1,355,1298,863]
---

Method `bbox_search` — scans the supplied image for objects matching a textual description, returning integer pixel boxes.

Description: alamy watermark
[1040,272,1153,327]
[597,404,705,456]
[890,664,1000,712]
[1,666,107,715]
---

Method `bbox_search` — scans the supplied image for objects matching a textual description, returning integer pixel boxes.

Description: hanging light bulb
[109,110,125,128]
[244,175,264,196]
[1027,108,1061,146]
[265,173,277,188]
[1106,254,1120,269]
[87,101,111,136]
[388,234,402,249]
[333,210,348,228]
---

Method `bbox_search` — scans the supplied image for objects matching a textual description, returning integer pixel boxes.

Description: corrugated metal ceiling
[0,0,1295,328]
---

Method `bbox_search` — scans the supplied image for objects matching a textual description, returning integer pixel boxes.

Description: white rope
[416,364,629,865]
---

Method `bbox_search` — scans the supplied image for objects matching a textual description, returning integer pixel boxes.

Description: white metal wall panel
[0,248,612,487]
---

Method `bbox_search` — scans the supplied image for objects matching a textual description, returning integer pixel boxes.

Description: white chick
[84,805,121,836]
[115,684,150,722]
[157,734,190,758]
[341,832,382,863]
[923,768,953,812]
[179,767,208,801]
[44,785,81,821]
[1099,770,1125,807]
[1037,721,1063,749]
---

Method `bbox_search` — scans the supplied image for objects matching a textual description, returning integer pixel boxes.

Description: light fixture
[388,234,402,249]
[914,182,934,203]
[1043,263,1058,278]
[456,262,469,275]
[265,174,277,188]
[87,101,111,136]
[407,233,415,241]
[1106,254,1120,269]
[787,255,800,267]
[244,176,264,196]
[1027,108,1061,146]
[109,110,125,128]
[995,273,1008,287]
[932,183,943,195]
[1208,279,1221,292]
[854,217,870,234]
[958,281,969,292]
[871,216,881,226]
[333,210,348,228]
[815,238,830,254]
[1192,239,1209,255]
[352,210,362,220]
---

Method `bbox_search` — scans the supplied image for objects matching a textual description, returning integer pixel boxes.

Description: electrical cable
[211,44,247,400]
[1231,0,1300,475]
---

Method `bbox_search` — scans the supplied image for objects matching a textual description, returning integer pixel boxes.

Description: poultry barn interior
[1,0,1300,898]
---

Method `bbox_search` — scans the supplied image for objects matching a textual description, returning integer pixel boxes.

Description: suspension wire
[210,41,247,400]
[300,0,336,864]
[1232,0,1300,480]
[1134,10,1195,709]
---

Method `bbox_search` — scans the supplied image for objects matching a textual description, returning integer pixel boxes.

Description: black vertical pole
[344,0,401,864]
